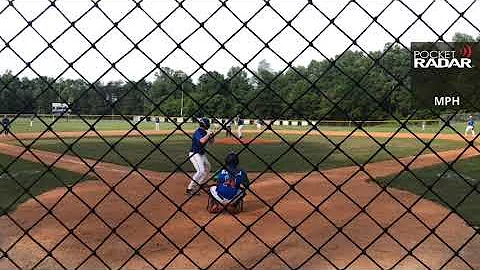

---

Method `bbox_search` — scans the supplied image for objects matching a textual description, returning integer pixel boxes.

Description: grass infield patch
[20,134,466,172]
[375,156,480,226]
[0,154,94,214]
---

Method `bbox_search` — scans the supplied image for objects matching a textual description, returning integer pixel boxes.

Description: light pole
[180,84,184,118]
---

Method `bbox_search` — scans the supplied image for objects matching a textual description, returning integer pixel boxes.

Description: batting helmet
[225,152,239,167]
[199,117,210,129]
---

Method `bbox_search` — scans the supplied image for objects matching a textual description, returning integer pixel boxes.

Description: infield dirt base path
[0,131,478,268]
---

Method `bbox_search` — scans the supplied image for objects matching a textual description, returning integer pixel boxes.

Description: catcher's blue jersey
[214,167,249,200]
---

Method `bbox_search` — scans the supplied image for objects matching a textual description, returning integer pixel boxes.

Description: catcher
[207,152,249,214]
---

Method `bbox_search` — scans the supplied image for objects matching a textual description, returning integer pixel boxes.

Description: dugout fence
[0,0,479,269]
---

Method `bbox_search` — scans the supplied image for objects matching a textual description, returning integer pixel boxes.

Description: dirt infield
[214,137,278,145]
[0,138,478,269]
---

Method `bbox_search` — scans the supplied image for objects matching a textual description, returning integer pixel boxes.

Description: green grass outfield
[21,133,467,172]
[0,153,93,214]
[375,156,480,226]
[4,117,472,135]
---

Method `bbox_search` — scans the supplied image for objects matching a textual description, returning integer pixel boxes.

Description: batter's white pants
[188,152,211,191]
[237,125,244,138]
[465,125,475,136]
[155,123,159,131]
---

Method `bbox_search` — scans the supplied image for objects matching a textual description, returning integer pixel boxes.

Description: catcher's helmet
[225,152,239,167]
[199,117,210,129]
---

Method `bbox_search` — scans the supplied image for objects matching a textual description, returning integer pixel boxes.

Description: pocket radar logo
[413,44,473,69]
[412,42,479,110]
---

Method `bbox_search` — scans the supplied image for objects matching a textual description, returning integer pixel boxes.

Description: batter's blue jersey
[214,167,249,200]
[467,119,474,126]
[191,128,207,154]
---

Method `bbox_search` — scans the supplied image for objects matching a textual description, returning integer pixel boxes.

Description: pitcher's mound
[215,137,278,145]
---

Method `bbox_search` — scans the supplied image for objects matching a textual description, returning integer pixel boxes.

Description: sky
[0,0,479,83]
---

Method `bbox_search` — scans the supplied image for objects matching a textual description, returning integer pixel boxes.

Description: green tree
[227,67,253,117]
[150,67,193,116]
[452,32,476,42]
[250,60,284,119]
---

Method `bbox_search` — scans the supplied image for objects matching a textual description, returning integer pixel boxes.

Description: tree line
[0,32,478,121]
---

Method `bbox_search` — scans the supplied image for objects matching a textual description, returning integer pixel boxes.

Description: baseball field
[0,117,478,269]
[3,116,470,134]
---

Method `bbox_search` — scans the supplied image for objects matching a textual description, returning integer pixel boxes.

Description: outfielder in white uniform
[186,117,214,196]
[256,119,262,130]
[465,115,475,137]
[155,117,160,131]
[236,115,244,139]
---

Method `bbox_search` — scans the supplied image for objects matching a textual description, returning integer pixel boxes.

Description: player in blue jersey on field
[208,152,249,214]
[186,117,215,196]
[2,115,10,136]
[465,115,475,137]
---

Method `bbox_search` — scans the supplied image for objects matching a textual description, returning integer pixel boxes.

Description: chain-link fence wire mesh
[0,0,479,268]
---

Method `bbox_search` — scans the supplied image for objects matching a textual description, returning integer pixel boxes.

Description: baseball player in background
[225,117,233,137]
[2,116,10,136]
[155,117,160,131]
[186,117,214,196]
[208,152,249,214]
[256,119,262,131]
[465,115,475,137]
[212,119,220,133]
[236,115,244,139]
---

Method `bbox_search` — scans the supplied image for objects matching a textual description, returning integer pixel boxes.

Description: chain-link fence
[0,0,479,269]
